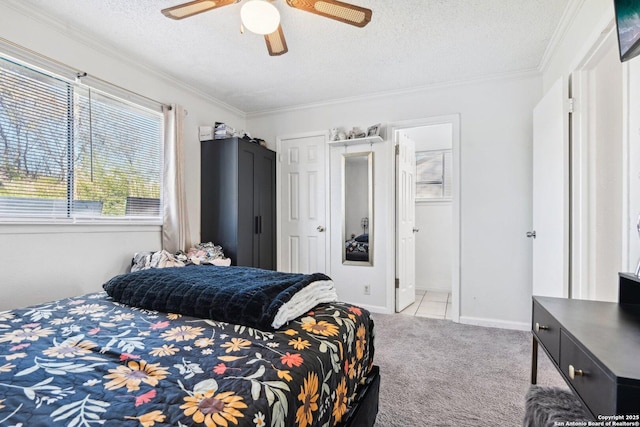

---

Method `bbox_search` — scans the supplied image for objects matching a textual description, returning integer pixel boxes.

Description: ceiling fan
[161,0,372,56]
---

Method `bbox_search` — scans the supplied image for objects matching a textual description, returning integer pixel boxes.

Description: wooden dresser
[531,273,640,418]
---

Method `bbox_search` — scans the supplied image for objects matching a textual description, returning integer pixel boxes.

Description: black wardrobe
[201,137,276,270]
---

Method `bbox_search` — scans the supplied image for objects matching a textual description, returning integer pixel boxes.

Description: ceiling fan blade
[265,25,288,56]
[162,0,237,20]
[286,0,372,27]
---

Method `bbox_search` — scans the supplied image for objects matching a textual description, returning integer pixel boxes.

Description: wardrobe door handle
[568,364,584,380]
[255,216,260,234]
[535,322,548,332]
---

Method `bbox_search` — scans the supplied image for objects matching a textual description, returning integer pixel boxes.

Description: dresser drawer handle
[535,322,549,332]
[569,364,584,380]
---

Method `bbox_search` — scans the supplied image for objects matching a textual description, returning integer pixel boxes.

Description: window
[416,149,452,200]
[0,55,163,222]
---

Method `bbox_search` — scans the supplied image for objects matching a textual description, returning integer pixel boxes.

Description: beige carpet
[371,313,567,426]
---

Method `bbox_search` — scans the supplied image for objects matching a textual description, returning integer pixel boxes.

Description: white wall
[247,74,541,328]
[0,3,245,310]
[415,202,452,292]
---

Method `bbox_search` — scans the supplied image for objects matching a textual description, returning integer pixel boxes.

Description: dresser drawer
[560,330,615,417]
[532,300,561,364]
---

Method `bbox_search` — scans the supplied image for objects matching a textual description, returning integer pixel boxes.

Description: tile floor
[399,289,452,320]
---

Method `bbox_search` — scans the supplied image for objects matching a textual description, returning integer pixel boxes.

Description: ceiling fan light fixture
[241,0,281,35]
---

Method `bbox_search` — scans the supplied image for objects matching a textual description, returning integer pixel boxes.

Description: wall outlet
[364,284,371,295]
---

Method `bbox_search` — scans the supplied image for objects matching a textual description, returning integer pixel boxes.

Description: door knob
[526,231,536,239]
[317,226,325,232]
[412,228,420,233]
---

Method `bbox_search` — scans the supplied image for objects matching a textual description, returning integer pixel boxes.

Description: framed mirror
[342,151,373,265]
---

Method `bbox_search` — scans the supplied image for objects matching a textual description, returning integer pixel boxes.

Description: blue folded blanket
[103,265,337,330]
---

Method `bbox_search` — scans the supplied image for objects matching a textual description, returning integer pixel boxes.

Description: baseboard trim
[358,303,394,315]
[458,316,529,331]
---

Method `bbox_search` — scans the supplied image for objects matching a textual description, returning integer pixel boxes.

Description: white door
[279,134,328,274]
[396,134,417,311]
[532,78,569,297]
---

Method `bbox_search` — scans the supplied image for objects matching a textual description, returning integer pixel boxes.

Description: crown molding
[2,0,246,119]
[537,0,585,73]
[246,68,541,118]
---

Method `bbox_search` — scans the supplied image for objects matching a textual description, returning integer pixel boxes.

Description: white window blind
[0,55,163,222]
[416,149,452,200]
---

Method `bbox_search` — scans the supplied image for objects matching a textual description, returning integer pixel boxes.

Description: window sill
[0,222,161,235]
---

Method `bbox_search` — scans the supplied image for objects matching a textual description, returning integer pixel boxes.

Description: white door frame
[389,114,461,321]
[570,20,629,300]
[276,130,331,274]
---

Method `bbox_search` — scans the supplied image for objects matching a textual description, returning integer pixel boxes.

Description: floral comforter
[0,292,374,427]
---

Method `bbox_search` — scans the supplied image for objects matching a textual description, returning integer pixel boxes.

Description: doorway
[390,115,461,321]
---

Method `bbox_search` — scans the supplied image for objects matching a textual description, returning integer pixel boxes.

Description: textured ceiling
[16,0,570,114]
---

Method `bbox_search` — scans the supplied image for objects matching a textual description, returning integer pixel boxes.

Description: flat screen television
[614,0,640,62]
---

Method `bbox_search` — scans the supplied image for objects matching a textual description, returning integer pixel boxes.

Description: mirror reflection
[343,152,373,265]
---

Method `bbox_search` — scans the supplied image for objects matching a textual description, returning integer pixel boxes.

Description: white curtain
[162,104,190,253]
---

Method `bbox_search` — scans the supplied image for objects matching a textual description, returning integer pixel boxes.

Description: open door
[531,78,569,297]
[395,133,417,311]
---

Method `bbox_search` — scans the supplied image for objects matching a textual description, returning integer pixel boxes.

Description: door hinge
[395,278,399,289]
[567,98,575,114]
[395,145,399,155]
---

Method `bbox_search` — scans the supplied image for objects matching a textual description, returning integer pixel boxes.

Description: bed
[0,265,379,426]
[345,234,369,262]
